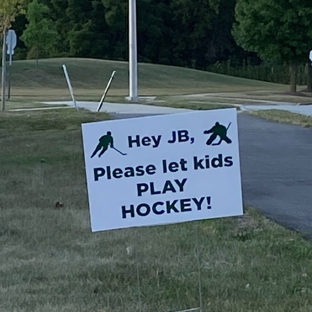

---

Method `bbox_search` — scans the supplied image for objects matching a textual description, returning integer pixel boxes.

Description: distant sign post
[309,50,312,92]
[82,108,243,232]
[6,29,17,100]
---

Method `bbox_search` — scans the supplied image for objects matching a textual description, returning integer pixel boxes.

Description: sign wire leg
[7,63,11,100]
[195,222,203,312]
[135,230,142,311]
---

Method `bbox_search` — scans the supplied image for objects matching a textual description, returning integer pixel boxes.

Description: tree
[133,0,173,64]
[102,0,127,59]
[37,0,111,59]
[0,0,25,111]
[66,0,110,58]
[20,0,57,66]
[233,0,312,93]
[0,0,25,32]
[37,0,71,55]
[170,0,220,68]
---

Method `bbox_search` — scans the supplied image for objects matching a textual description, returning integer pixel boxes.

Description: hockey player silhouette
[204,122,232,145]
[91,131,114,158]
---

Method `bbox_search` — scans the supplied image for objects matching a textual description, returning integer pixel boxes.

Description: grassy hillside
[7,58,286,101]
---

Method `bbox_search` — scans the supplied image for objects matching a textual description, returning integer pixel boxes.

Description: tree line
[2,0,312,92]
[11,0,247,68]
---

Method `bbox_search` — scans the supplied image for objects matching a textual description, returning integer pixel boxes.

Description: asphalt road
[112,112,312,238]
[238,113,312,238]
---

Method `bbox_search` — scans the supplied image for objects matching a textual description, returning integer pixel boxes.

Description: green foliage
[233,0,312,91]
[170,0,219,67]
[11,0,243,69]
[207,61,310,85]
[101,0,127,59]
[137,0,171,63]
[233,0,312,64]
[0,0,26,32]
[67,1,110,58]
[20,0,57,58]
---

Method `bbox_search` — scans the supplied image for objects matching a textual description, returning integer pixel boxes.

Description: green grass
[1,99,52,109]
[2,57,312,112]
[250,110,312,127]
[7,57,287,100]
[11,58,282,90]
[1,109,312,312]
[4,57,312,112]
[145,97,237,110]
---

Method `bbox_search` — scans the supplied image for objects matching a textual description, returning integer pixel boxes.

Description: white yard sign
[82,108,243,232]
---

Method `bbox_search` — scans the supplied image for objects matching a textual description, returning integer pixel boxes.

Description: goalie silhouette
[204,122,232,146]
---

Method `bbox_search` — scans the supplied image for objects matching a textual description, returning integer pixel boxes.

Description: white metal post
[8,35,12,100]
[1,29,6,112]
[128,0,138,101]
[62,64,78,111]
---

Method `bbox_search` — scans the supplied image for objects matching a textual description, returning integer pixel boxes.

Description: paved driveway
[238,113,312,238]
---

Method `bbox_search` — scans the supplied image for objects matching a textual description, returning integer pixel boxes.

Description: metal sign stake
[97,70,116,112]
[62,64,78,111]
[195,222,203,312]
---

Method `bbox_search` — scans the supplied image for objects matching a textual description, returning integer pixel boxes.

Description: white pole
[1,29,6,112]
[62,64,78,111]
[129,0,138,101]
[9,33,13,66]
[8,34,13,100]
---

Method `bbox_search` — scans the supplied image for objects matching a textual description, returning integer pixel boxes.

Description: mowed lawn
[1,109,312,312]
[7,57,287,102]
[5,57,312,114]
